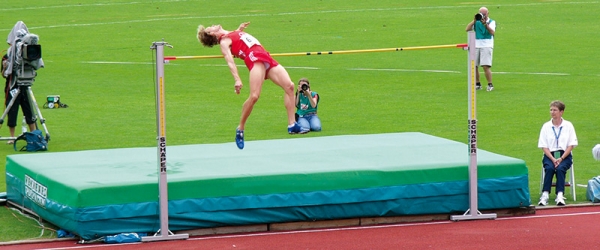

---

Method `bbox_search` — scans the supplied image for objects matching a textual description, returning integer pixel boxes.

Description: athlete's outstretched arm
[219,37,243,94]
[236,22,250,31]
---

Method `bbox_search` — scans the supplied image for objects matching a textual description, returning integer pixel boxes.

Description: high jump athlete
[197,22,307,149]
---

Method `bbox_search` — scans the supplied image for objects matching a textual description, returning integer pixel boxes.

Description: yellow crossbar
[164,43,467,61]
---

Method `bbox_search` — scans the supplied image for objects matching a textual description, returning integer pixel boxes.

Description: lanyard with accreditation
[552,126,562,159]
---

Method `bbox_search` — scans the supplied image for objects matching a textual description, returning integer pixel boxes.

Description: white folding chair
[540,162,576,201]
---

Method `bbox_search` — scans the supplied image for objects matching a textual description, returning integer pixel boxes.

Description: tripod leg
[21,117,28,134]
[26,87,50,141]
[0,88,21,140]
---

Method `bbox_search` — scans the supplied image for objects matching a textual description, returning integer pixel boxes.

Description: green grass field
[1,0,599,242]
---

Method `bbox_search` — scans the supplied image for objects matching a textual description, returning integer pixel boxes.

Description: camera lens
[301,84,308,91]
[475,13,483,21]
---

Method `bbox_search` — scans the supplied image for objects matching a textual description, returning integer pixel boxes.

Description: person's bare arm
[219,37,243,94]
[482,18,495,35]
[295,90,301,106]
[306,90,318,108]
[466,20,475,32]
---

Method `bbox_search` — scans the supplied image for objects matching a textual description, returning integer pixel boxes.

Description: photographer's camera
[301,84,309,91]
[475,13,484,21]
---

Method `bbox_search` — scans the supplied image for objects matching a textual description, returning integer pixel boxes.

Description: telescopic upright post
[450,31,497,222]
[142,41,188,242]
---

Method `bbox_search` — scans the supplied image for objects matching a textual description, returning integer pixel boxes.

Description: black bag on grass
[13,129,48,152]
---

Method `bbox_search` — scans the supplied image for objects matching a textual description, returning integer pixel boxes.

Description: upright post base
[142,231,189,242]
[451,209,497,221]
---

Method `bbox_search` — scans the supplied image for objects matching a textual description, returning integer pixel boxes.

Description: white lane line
[495,71,570,76]
[4,1,596,12]
[38,209,600,249]
[349,68,570,76]
[81,62,574,75]
[81,61,154,65]
[286,66,320,70]
[184,210,600,242]
[497,210,600,220]
[0,0,187,11]
[350,68,461,73]
[2,2,597,31]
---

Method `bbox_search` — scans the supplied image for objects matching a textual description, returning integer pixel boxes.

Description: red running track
[4,205,600,250]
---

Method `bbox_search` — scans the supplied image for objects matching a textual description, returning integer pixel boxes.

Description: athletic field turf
[1,0,599,242]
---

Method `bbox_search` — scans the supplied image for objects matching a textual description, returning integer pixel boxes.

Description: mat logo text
[25,175,47,208]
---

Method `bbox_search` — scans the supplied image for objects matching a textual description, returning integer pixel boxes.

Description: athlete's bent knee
[248,93,260,103]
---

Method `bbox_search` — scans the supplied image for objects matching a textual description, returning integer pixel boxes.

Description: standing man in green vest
[466,7,496,91]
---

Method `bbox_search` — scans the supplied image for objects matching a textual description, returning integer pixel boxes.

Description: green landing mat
[5,132,530,239]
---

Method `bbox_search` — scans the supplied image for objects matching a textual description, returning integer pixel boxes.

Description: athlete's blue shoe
[288,123,309,134]
[235,128,244,149]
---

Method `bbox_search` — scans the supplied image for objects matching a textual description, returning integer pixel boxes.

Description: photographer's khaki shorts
[476,47,493,67]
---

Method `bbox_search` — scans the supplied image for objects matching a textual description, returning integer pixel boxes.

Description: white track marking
[0,0,188,11]
[1,2,597,31]
[2,1,596,12]
[350,68,461,73]
[284,66,320,70]
[81,61,154,65]
[348,68,570,76]
[497,210,600,220]
[184,210,600,242]
[80,62,572,75]
[494,71,570,76]
[37,209,600,249]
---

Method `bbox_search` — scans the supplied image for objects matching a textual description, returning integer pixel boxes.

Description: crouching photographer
[295,78,321,133]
